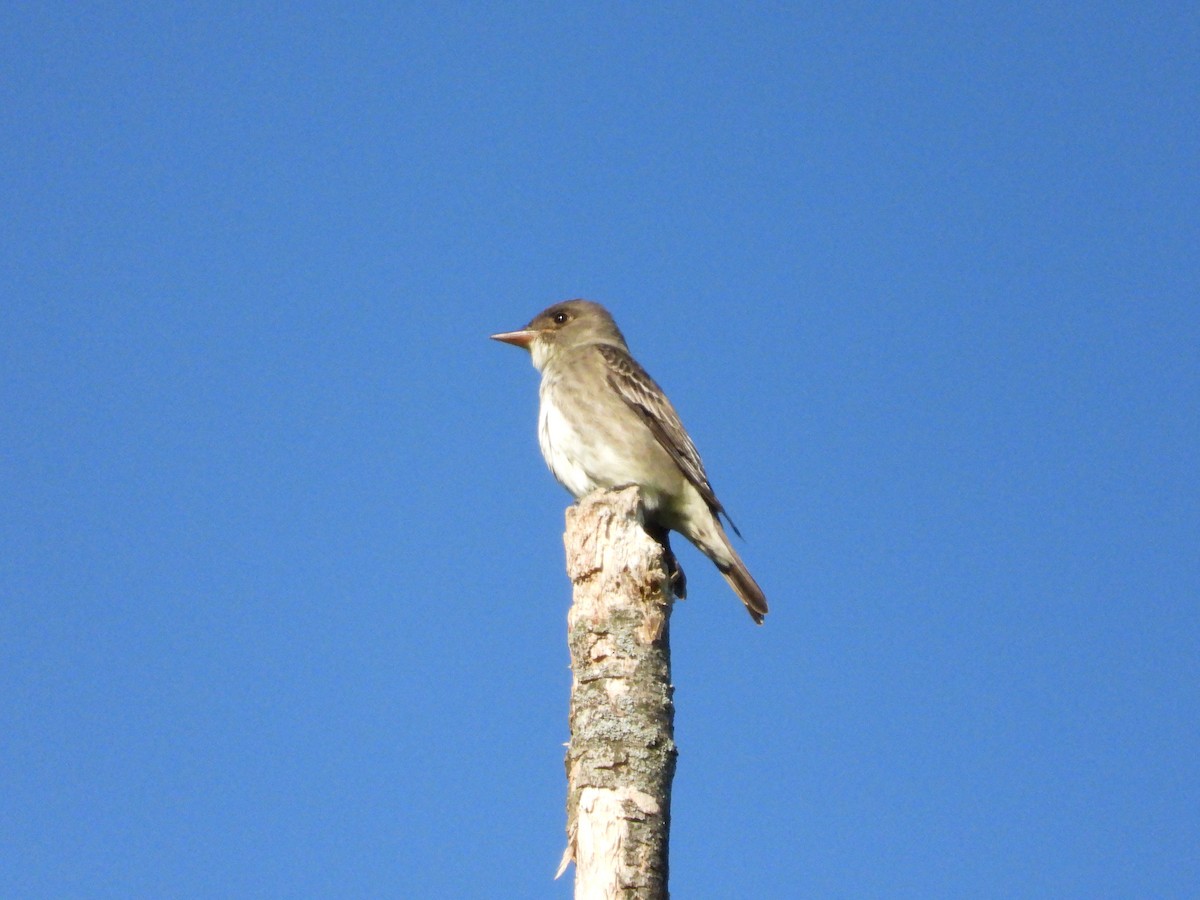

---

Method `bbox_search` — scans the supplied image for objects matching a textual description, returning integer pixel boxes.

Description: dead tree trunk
[556,486,677,899]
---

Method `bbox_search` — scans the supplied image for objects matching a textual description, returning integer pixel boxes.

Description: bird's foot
[646,523,686,599]
[668,557,687,600]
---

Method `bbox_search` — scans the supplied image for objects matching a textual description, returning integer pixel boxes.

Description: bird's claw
[668,561,687,600]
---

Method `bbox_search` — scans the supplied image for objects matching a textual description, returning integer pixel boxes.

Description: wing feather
[597,344,741,536]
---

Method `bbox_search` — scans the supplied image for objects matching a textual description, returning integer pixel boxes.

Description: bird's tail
[686,513,769,624]
[719,551,768,625]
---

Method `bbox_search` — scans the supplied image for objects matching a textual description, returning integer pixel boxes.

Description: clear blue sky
[2,3,1197,897]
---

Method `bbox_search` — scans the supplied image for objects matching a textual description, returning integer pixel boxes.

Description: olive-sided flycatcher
[491,299,768,624]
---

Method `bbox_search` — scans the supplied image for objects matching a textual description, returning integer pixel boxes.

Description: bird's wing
[597,344,740,536]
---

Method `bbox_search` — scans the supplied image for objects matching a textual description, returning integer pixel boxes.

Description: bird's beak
[490,329,539,349]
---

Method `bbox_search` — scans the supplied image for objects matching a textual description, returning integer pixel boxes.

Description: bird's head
[491,299,628,371]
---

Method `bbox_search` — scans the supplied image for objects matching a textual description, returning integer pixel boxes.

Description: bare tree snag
[556,486,677,899]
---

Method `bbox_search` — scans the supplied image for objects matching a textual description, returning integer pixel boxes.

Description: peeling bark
[557,487,676,899]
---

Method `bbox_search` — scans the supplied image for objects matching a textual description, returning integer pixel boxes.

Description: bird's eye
[553,311,569,325]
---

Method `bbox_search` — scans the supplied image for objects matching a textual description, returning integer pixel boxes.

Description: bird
[491,299,768,624]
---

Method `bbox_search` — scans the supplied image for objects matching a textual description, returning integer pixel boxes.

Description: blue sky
[2,3,1197,896]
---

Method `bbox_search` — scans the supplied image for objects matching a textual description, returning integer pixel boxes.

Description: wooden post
[556,487,677,899]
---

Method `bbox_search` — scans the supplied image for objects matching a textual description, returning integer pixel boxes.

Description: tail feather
[679,509,769,624]
[721,556,768,625]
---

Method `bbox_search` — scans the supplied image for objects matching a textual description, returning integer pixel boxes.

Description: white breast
[537,381,598,499]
